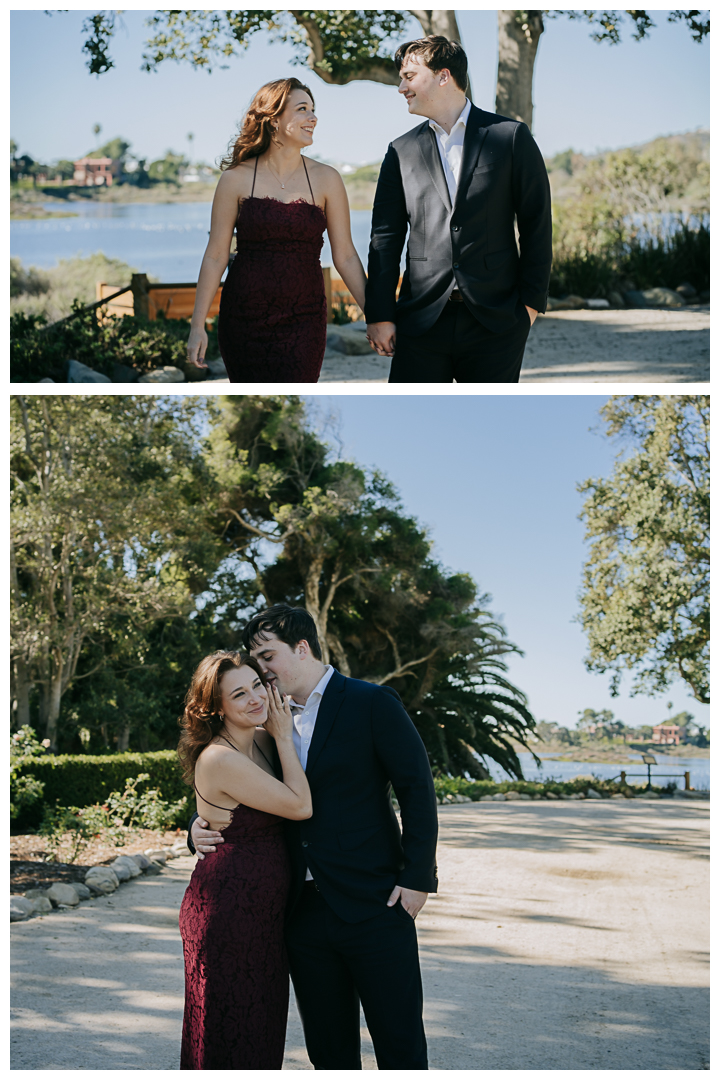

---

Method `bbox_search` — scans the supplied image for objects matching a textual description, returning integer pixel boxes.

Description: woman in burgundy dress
[187,77,366,381]
[177,651,312,1069]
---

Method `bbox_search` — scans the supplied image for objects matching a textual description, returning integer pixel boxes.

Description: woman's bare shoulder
[306,158,342,183]
[216,160,256,196]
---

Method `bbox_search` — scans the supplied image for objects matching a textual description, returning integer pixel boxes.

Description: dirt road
[313,307,710,384]
[11,800,709,1070]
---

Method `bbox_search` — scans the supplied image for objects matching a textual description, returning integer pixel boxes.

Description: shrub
[550,224,710,299]
[10,304,218,383]
[10,725,51,820]
[12,749,189,831]
[432,774,660,801]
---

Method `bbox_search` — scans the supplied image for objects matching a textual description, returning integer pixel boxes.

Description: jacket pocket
[484,248,515,271]
[473,163,496,175]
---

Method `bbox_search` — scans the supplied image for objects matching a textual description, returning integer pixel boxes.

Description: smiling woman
[185,77,367,382]
[176,649,312,1070]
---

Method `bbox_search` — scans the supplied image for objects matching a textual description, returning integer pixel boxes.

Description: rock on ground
[11,802,708,1070]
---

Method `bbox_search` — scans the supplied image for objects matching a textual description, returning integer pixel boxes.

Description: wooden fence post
[131,273,150,320]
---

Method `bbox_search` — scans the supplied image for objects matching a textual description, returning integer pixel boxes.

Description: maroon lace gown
[217,156,327,382]
[179,802,291,1070]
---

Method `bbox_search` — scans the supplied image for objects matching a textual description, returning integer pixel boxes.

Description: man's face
[398,54,449,117]
[248,631,305,698]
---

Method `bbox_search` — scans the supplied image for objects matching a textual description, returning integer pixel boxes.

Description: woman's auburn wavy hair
[220,77,315,170]
[177,651,266,785]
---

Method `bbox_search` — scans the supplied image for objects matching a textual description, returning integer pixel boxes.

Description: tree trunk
[11,657,31,730]
[117,726,131,752]
[44,661,64,751]
[409,10,473,99]
[495,10,544,129]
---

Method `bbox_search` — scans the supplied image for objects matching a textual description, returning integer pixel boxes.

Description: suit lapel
[305,671,345,778]
[453,105,489,212]
[418,122,452,214]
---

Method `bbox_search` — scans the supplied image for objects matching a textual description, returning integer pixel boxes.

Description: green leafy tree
[205,396,538,778]
[92,136,131,163]
[69,9,707,128]
[148,151,186,184]
[10,395,218,749]
[578,395,709,704]
[53,159,77,180]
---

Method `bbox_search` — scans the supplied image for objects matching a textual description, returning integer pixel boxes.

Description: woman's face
[275,88,317,147]
[218,665,268,728]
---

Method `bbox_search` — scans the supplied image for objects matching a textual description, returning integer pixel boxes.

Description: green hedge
[13,750,189,830]
[433,774,674,801]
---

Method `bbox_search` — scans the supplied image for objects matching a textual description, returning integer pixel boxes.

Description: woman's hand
[263,684,294,743]
[187,325,209,369]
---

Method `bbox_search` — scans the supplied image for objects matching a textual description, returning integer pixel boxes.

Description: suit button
[301,840,309,848]
[453,262,459,268]
[452,226,459,232]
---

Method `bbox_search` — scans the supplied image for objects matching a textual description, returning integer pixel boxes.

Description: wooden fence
[95,268,351,326]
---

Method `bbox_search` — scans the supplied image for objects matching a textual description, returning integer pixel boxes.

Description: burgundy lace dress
[179,797,291,1070]
[217,157,328,382]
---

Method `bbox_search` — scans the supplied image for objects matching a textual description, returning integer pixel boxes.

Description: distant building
[73,156,117,187]
[652,724,682,745]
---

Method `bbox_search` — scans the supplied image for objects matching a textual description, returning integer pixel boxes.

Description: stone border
[10,841,189,922]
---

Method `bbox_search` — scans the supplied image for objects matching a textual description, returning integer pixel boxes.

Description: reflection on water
[10,201,376,282]
[488,751,709,791]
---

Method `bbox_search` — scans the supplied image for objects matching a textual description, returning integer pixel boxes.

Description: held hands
[525,305,538,327]
[386,885,428,920]
[366,321,396,357]
[191,816,223,860]
[263,683,294,743]
[187,326,209,369]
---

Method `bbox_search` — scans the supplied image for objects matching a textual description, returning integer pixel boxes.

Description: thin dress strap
[251,155,258,197]
[193,781,236,813]
[302,157,315,205]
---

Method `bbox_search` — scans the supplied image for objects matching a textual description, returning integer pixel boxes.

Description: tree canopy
[577,395,709,704]
[68,9,708,129]
[11,395,538,778]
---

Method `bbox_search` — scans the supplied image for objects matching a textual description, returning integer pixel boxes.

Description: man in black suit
[189,604,438,1069]
[365,35,552,383]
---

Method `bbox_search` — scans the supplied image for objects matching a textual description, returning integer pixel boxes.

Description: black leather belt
[448,288,464,303]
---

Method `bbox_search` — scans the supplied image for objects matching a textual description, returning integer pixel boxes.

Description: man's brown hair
[394,35,469,93]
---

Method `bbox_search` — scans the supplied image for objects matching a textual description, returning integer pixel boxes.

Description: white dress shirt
[428,97,472,207]
[288,664,334,770]
[287,664,335,881]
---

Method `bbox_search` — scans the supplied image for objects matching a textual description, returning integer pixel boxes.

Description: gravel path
[11,800,709,1070]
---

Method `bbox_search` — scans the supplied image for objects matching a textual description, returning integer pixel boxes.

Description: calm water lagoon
[11,201,374,281]
[489,751,709,791]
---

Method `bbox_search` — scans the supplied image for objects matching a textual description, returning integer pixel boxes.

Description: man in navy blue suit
[189,604,439,1069]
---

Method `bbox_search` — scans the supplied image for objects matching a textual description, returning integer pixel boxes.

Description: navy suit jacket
[364,103,553,335]
[188,672,439,923]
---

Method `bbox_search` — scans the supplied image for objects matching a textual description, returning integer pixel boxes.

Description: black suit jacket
[188,672,439,924]
[364,103,553,335]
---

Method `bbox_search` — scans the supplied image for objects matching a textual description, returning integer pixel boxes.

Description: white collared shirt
[288,664,334,771]
[429,97,471,207]
[287,664,334,881]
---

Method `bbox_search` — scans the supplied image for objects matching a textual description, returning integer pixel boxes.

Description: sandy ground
[202,306,710,385]
[11,800,709,1070]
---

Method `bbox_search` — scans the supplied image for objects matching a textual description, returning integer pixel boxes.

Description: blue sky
[11,9,709,166]
[307,395,709,732]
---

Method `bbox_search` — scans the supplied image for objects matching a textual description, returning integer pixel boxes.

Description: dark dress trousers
[188,671,438,1070]
[364,103,553,381]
